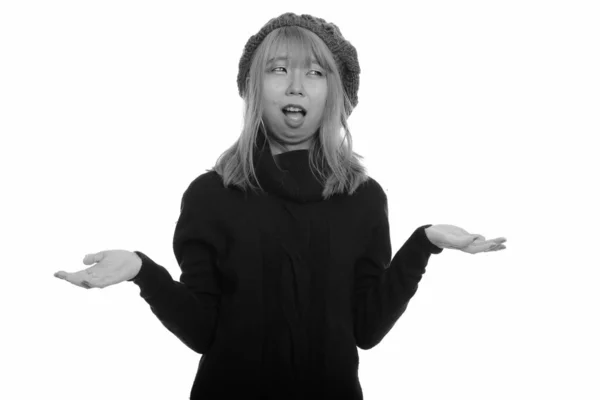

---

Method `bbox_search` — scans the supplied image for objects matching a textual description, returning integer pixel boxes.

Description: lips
[281,104,307,116]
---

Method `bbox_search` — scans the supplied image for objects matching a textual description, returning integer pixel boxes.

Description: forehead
[265,34,321,66]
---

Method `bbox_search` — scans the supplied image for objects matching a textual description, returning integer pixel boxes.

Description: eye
[270,67,324,77]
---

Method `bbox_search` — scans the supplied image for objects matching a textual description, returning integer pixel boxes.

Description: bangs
[263,26,334,72]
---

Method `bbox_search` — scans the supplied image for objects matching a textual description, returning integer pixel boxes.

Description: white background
[1,0,599,399]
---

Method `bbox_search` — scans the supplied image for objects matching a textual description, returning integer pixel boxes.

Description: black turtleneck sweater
[129,130,443,400]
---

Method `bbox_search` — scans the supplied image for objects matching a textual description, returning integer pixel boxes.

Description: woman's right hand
[54,250,142,289]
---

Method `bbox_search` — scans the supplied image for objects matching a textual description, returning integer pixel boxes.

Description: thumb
[462,235,484,247]
[83,252,104,265]
[471,234,485,242]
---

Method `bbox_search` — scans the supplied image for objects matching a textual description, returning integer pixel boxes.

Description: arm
[353,189,443,350]
[129,176,224,354]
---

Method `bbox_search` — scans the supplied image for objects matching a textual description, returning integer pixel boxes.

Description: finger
[487,242,501,251]
[55,269,98,289]
[74,269,102,288]
[54,271,67,280]
[83,252,104,265]
[485,244,506,252]
[470,240,494,253]
[76,275,100,289]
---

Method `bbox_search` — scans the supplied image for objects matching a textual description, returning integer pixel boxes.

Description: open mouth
[281,104,307,118]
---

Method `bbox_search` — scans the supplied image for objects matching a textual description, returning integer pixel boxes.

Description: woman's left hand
[425,224,507,254]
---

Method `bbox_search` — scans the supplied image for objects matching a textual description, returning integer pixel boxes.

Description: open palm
[425,224,507,254]
[54,250,141,289]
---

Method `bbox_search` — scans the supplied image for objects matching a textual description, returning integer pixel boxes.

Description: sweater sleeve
[128,175,224,354]
[353,187,443,350]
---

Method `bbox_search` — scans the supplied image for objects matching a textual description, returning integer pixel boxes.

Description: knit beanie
[236,12,361,114]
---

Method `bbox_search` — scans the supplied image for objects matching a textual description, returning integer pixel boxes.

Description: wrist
[130,251,143,280]
[424,226,432,243]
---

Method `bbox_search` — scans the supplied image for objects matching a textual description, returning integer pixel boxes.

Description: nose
[286,69,305,96]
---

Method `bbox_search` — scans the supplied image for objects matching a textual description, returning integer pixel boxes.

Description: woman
[54,12,507,400]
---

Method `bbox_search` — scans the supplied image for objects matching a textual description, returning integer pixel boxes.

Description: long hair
[211,25,370,199]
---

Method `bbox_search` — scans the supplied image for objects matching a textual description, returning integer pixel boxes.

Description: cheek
[315,82,328,106]
[307,80,327,95]
[314,87,328,117]
[261,93,279,115]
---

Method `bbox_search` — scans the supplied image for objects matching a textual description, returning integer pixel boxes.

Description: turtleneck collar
[253,129,325,204]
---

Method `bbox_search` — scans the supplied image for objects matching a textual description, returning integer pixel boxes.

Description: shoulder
[180,170,227,206]
[364,176,387,198]
[186,169,224,192]
[340,176,388,223]
[354,176,388,206]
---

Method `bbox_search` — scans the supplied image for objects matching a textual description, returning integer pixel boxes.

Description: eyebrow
[266,56,320,65]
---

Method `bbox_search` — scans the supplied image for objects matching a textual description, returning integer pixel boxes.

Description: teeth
[284,107,303,112]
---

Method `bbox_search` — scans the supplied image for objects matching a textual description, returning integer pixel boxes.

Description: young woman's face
[261,52,327,154]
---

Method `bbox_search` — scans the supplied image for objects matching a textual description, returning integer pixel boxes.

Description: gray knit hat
[237,12,360,114]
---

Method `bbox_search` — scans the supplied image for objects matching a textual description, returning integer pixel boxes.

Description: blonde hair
[211,25,370,199]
